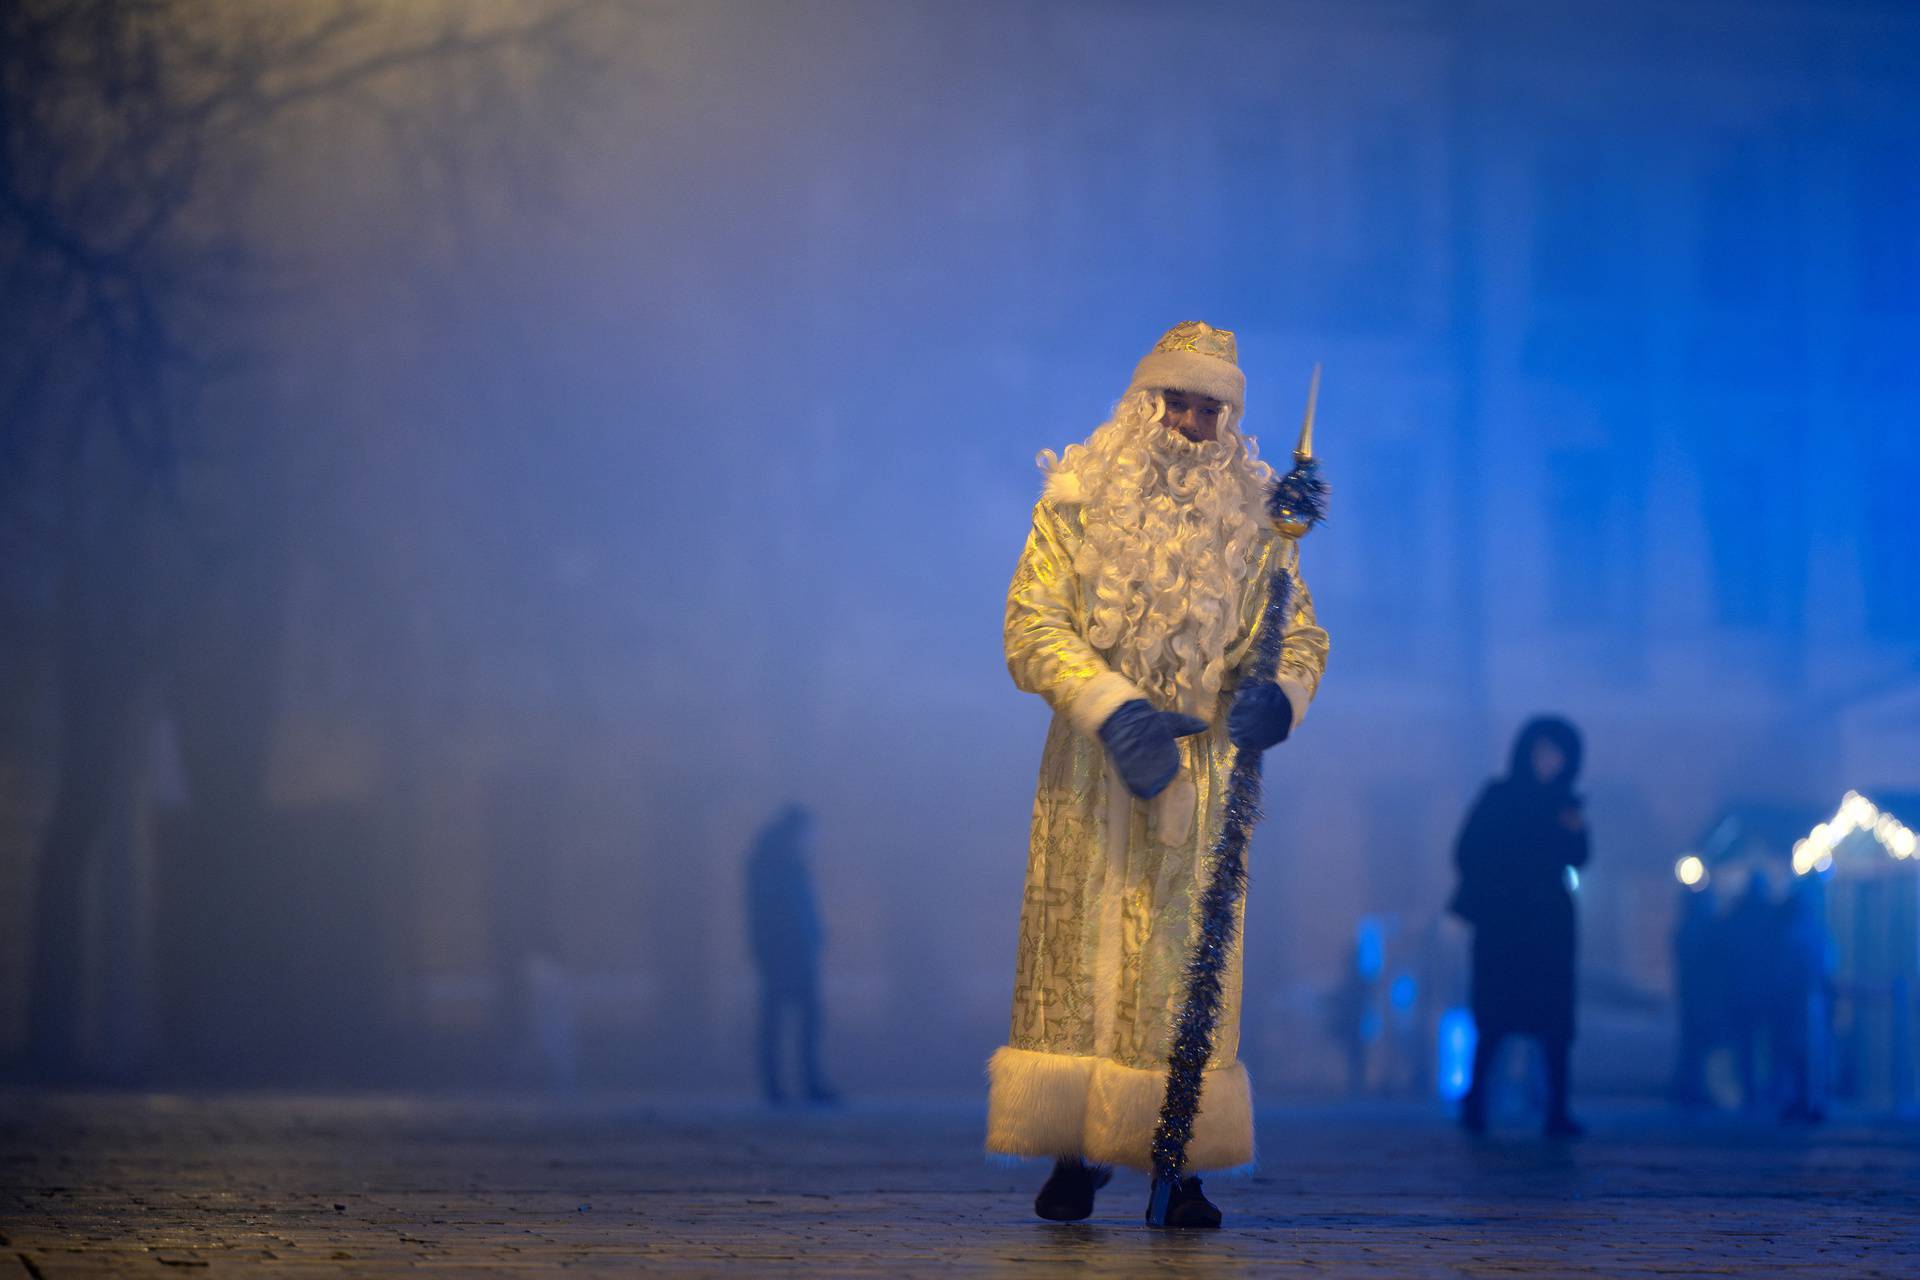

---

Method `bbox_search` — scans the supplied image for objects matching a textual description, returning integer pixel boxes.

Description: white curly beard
[1044,392,1273,717]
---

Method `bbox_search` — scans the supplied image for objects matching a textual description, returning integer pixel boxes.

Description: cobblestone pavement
[2,1091,1916,1276]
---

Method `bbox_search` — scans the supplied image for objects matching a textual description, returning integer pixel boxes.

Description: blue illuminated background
[1,0,1915,1096]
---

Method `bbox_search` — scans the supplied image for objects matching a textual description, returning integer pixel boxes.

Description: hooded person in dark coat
[1449,717,1589,1136]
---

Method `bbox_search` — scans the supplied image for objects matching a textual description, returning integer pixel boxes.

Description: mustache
[1139,433,1241,501]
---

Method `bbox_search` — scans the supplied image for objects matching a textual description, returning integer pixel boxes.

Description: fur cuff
[1066,670,1145,740]
[1277,675,1312,731]
[986,1046,1254,1173]
[1041,470,1084,505]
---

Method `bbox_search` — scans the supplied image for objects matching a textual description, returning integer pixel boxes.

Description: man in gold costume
[988,322,1329,1226]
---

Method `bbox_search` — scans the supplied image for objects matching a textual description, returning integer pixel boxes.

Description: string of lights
[1674,791,1915,888]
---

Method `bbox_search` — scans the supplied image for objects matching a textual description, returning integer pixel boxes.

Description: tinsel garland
[1148,455,1326,1204]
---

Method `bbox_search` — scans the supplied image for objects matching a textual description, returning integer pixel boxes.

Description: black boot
[1458,1087,1488,1134]
[1460,1031,1500,1134]
[1146,1176,1222,1230]
[1544,1111,1586,1138]
[1034,1158,1111,1221]
[1543,1038,1583,1138]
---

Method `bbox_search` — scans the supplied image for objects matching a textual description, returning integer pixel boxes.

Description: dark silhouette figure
[1325,918,1387,1096]
[745,805,836,1104]
[1722,867,1779,1113]
[1449,717,1590,1137]
[1670,881,1724,1108]
[1773,873,1831,1123]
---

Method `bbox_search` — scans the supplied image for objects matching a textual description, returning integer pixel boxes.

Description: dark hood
[1506,715,1583,790]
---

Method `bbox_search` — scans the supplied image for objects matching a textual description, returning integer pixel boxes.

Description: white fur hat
[1126,320,1245,413]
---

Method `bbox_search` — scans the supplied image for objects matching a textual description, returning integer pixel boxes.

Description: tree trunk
[27,487,152,1080]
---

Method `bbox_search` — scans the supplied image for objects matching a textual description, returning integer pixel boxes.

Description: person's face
[1530,737,1567,785]
[1162,390,1227,443]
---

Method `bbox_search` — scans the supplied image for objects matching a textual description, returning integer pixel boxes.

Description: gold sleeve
[1003,500,1144,738]
[1276,571,1329,705]
[1222,540,1329,724]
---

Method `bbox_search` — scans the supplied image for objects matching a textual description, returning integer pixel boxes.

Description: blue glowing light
[1437,1007,1477,1102]
[1355,916,1386,981]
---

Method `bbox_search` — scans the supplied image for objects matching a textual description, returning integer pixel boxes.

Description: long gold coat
[985,474,1329,1172]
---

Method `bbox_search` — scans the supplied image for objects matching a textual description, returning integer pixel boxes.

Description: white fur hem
[1066,670,1145,740]
[1278,675,1312,731]
[985,1046,1254,1173]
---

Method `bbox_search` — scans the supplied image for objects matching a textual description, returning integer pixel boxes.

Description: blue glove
[1098,699,1211,799]
[1228,681,1294,752]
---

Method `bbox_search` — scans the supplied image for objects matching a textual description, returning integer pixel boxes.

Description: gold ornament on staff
[1271,362,1323,539]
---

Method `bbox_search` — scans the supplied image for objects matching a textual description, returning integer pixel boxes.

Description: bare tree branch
[0,0,616,506]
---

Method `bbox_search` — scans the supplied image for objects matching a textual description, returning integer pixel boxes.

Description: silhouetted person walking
[1671,880,1723,1108]
[745,805,837,1105]
[1449,717,1589,1137]
[1723,866,1779,1113]
[1773,872,1831,1124]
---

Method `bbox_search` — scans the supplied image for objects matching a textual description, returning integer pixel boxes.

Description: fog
[3,0,1916,1100]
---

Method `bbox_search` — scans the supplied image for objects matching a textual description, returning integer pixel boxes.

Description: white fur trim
[1128,349,1246,412]
[1066,670,1144,740]
[986,1047,1096,1159]
[1278,675,1312,731]
[986,1046,1255,1172]
[1042,470,1084,505]
[1085,1057,1253,1172]
[1149,774,1196,846]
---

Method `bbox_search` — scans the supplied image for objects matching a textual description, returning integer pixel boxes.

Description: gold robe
[986,476,1329,1172]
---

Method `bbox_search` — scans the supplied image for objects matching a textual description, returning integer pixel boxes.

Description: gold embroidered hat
[1126,320,1245,415]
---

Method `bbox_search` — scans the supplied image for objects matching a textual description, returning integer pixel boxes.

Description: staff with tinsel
[1146,365,1328,1228]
